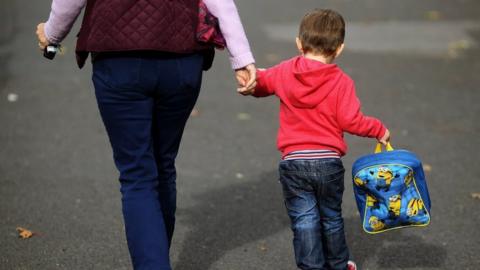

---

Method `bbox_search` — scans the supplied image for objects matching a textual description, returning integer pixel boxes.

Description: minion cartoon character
[368,216,385,231]
[407,198,425,217]
[354,177,366,188]
[366,194,379,209]
[404,170,414,187]
[388,195,402,218]
[375,167,395,192]
[366,194,377,206]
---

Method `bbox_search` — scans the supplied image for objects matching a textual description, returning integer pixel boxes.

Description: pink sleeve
[337,79,387,139]
[44,0,87,44]
[203,0,255,69]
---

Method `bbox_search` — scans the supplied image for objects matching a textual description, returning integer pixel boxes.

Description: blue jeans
[279,158,349,270]
[92,53,204,270]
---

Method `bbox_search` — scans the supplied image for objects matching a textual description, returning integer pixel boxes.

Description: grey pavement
[1,0,480,269]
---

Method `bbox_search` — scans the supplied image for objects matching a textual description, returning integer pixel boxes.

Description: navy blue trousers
[92,53,204,270]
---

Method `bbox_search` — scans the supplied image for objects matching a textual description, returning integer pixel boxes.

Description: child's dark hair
[299,9,345,56]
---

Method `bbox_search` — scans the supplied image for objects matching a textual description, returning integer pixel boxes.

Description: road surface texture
[1,0,479,269]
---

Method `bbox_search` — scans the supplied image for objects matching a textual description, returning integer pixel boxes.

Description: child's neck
[303,52,335,64]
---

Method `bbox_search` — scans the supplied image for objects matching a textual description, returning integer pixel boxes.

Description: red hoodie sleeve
[253,67,277,97]
[336,78,387,139]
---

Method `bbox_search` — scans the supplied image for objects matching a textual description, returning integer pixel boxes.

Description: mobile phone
[44,44,59,60]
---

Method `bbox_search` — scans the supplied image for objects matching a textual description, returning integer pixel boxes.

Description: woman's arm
[41,0,255,68]
[203,0,255,70]
[43,0,87,44]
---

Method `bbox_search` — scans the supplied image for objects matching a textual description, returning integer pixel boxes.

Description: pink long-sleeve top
[44,0,255,69]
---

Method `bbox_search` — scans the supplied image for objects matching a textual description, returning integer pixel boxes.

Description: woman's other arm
[41,0,87,45]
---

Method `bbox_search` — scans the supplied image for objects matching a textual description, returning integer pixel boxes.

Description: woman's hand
[235,64,256,96]
[36,23,49,50]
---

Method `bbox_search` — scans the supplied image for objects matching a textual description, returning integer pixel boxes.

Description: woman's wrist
[43,21,57,44]
[230,51,255,70]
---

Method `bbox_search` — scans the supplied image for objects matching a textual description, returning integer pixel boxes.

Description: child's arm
[337,80,388,142]
[250,68,277,97]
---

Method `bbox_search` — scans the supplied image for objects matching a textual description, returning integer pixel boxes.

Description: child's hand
[378,129,391,145]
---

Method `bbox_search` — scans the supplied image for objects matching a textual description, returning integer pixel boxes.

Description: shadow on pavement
[175,170,289,270]
[0,1,15,93]
[175,170,447,270]
[346,218,447,269]
[0,53,11,92]
[0,0,16,46]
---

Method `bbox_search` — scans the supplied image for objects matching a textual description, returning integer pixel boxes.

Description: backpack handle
[374,142,394,153]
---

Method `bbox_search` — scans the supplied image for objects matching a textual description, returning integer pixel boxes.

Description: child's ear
[335,43,345,58]
[295,37,304,54]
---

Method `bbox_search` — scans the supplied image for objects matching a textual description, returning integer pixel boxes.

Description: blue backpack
[352,143,431,234]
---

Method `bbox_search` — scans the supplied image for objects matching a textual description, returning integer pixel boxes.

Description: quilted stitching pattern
[77,0,206,54]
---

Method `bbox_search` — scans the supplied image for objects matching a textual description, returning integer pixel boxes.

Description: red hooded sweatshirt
[254,56,387,157]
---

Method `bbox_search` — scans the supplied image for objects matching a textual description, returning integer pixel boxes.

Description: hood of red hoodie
[286,56,343,108]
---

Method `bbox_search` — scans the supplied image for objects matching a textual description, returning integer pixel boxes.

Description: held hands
[378,129,391,146]
[36,23,49,50]
[235,64,256,96]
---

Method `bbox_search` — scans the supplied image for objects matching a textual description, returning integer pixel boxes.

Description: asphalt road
[1,1,479,269]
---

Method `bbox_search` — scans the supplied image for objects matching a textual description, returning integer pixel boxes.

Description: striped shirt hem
[283,150,340,160]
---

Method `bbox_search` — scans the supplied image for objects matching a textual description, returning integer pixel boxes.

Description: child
[242,9,390,270]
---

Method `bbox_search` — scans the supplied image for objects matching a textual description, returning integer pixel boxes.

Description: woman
[36,0,256,269]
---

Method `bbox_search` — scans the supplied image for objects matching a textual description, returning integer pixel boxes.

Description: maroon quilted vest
[76,0,209,68]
